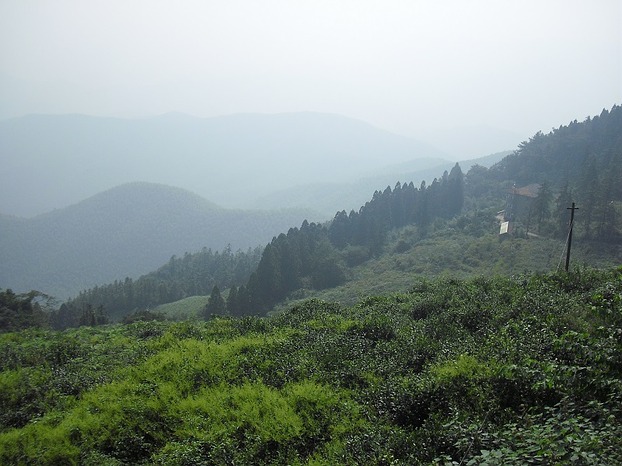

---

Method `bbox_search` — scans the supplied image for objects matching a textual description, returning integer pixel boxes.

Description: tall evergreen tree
[555,181,573,238]
[532,181,552,233]
[329,210,350,249]
[226,285,239,316]
[390,182,406,227]
[236,285,251,316]
[578,157,599,238]
[448,163,465,216]
[255,243,283,308]
[204,285,226,318]
[417,180,429,229]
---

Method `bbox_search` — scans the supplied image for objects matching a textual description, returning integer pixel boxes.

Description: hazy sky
[1,0,621,140]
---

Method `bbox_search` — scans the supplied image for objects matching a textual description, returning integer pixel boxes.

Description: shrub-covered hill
[1,268,621,465]
[271,217,622,312]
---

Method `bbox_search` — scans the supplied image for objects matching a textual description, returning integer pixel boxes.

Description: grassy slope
[274,217,622,312]
[153,295,209,320]
[1,267,621,464]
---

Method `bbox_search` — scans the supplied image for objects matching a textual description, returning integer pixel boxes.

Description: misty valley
[1,106,622,464]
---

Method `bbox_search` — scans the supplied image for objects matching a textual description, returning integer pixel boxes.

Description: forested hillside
[58,246,262,328]
[0,183,318,299]
[1,107,621,464]
[492,106,622,188]
[240,163,465,314]
[60,163,465,322]
[44,106,622,324]
[3,106,621,329]
[1,268,621,464]
[273,216,622,313]
[490,105,622,240]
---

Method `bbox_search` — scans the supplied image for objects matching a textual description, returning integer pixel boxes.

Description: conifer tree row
[245,164,465,314]
[60,246,262,327]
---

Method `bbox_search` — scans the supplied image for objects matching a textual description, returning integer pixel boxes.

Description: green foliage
[1,268,622,463]
[286,218,622,309]
[62,246,262,324]
[153,295,209,320]
[203,285,226,318]
[57,107,622,325]
[0,289,50,333]
[3,104,622,464]
[121,308,167,324]
[491,106,622,241]
[245,172,466,314]
[0,178,317,302]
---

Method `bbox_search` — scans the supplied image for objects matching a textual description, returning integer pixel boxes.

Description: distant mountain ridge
[251,151,511,215]
[0,182,321,299]
[0,111,448,218]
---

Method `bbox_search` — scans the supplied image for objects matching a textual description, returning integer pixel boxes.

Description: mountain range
[10,106,617,304]
[250,151,510,215]
[0,111,450,218]
[0,111,517,299]
[0,142,510,301]
[0,183,321,299]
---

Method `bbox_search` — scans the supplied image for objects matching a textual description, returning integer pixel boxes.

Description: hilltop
[0,112,448,217]
[0,183,319,299]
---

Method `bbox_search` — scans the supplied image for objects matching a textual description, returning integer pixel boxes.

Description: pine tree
[532,181,552,233]
[448,163,465,216]
[578,157,599,238]
[416,180,429,228]
[256,243,283,307]
[329,210,350,249]
[236,285,250,316]
[204,285,226,318]
[555,181,573,238]
[226,285,239,316]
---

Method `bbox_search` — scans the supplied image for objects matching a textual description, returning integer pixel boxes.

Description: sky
[1,0,621,144]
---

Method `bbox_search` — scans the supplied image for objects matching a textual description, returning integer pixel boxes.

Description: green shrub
[1,268,621,464]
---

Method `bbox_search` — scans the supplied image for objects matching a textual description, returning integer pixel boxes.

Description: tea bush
[1,267,621,464]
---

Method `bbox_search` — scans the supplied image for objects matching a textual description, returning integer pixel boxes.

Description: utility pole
[565,203,579,272]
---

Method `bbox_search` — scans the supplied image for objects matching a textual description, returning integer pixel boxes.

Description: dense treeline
[490,105,622,241]
[243,163,464,313]
[492,105,622,188]
[1,267,620,464]
[11,105,619,330]
[59,246,262,327]
[0,289,50,333]
[0,182,318,301]
[56,163,465,322]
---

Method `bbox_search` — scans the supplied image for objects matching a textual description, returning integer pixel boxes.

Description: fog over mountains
[0,146,508,300]
[0,111,517,298]
[0,182,322,299]
[249,151,510,215]
[1,112,453,218]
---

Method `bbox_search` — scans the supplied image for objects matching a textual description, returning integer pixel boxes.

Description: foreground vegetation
[267,207,622,314]
[1,267,621,464]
